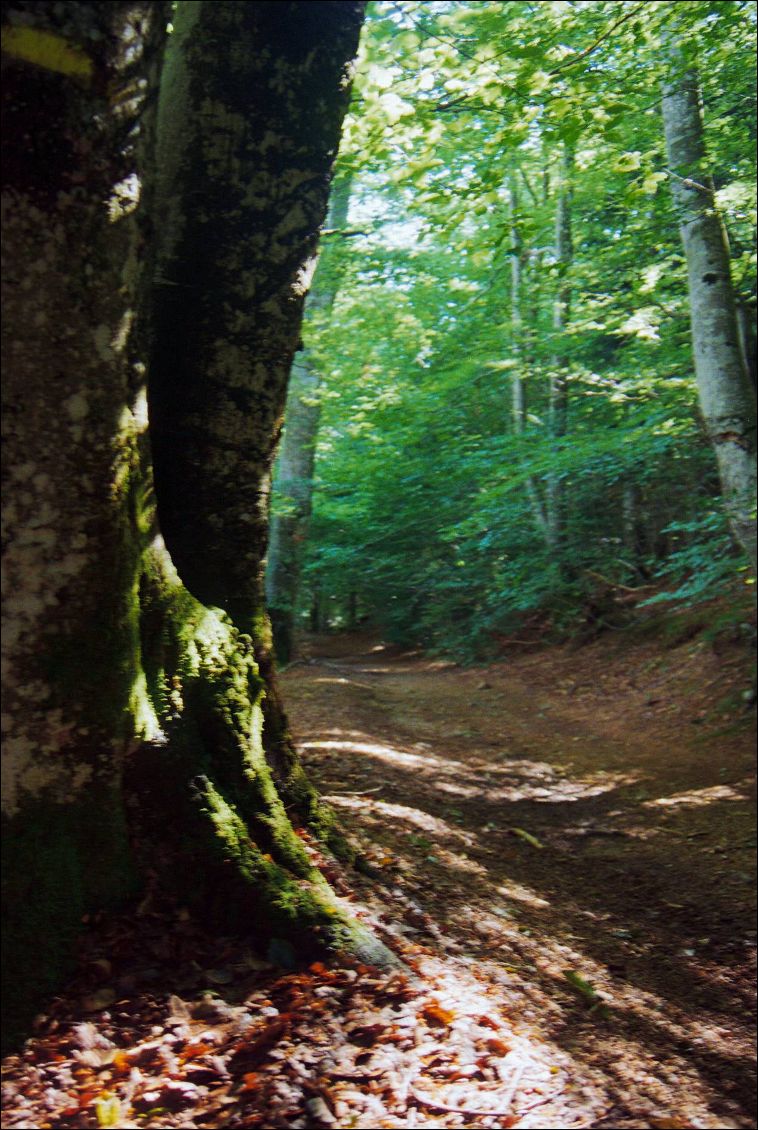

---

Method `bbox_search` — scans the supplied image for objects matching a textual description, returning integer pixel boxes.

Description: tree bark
[736,299,757,392]
[1,0,172,1047]
[509,180,527,430]
[148,5,361,628]
[662,52,757,571]
[622,481,651,580]
[266,174,352,665]
[546,144,573,559]
[508,178,548,538]
[2,0,392,1052]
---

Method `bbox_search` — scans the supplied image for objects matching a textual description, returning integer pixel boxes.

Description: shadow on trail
[312,723,752,999]
[282,645,757,1123]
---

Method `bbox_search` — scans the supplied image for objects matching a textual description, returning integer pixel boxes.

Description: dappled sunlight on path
[2,636,753,1130]
[301,729,642,803]
[282,633,757,1129]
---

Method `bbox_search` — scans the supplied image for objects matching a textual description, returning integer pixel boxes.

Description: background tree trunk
[736,299,757,392]
[662,50,757,571]
[546,144,573,561]
[1,0,390,1052]
[508,177,548,539]
[266,174,352,665]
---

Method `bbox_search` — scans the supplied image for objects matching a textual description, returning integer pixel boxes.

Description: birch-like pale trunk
[546,144,573,558]
[509,181,526,429]
[265,174,352,664]
[508,179,548,538]
[662,53,757,571]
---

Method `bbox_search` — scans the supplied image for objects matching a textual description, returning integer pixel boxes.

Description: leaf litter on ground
[1,871,592,1130]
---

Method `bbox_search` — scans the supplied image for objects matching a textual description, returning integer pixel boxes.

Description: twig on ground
[409,1059,527,1117]
[331,786,383,796]
[515,1085,567,1114]
[499,1058,527,1113]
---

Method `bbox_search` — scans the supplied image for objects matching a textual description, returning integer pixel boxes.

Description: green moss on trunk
[130,542,394,964]
[2,2,378,1053]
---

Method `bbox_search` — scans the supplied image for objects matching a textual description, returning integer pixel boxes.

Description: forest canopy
[267,0,757,661]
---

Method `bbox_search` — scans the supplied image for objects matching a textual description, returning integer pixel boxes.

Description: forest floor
[2,623,756,1130]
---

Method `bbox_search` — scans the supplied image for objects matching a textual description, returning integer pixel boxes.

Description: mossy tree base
[130,542,398,968]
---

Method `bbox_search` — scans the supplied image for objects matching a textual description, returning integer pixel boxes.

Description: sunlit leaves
[377,92,414,124]
[613,151,642,173]
[618,308,662,342]
[641,171,668,194]
[288,0,756,652]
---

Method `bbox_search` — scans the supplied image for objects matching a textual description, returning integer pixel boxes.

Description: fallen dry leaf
[422,1002,456,1026]
[486,1037,511,1056]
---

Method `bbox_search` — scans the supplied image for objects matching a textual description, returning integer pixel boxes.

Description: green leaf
[613,151,642,172]
[511,827,544,849]
[562,971,611,1016]
[95,1095,122,1129]
[641,171,667,194]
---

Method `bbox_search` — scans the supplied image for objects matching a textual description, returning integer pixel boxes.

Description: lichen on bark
[147,1,365,626]
[2,0,385,1052]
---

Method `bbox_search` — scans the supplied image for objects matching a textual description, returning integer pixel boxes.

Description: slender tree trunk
[509,180,527,430]
[266,175,352,665]
[508,178,548,538]
[546,144,573,559]
[266,354,322,663]
[622,481,650,579]
[662,52,757,571]
[310,585,323,633]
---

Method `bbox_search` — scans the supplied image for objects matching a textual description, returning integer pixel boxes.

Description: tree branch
[321,228,368,238]
[663,168,715,198]
[549,3,647,76]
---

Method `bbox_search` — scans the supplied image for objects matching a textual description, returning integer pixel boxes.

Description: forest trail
[3,632,755,1130]
[280,630,757,1129]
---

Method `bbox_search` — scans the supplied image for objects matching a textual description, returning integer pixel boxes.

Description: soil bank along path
[281,631,757,1129]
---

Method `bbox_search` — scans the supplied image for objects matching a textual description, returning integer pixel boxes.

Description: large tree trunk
[148,6,359,628]
[266,174,352,665]
[2,0,172,1048]
[662,52,757,572]
[2,0,387,1052]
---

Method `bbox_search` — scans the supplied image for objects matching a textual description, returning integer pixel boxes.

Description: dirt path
[281,631,757,1129]
[2,631,754,1130]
